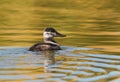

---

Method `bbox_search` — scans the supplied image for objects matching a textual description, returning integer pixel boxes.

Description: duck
[29,27,66,51]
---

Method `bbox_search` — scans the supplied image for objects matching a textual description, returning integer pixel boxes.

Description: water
[0,47,120,82]
[0,0,120,82]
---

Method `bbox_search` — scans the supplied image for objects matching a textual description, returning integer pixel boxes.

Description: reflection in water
[0,47,120,82]
[0,47,57,81]
[41,51,56,72]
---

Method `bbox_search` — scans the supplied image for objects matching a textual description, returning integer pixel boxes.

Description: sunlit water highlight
[0,46,120,82]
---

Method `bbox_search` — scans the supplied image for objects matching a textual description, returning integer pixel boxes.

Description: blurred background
[0,0,120,54]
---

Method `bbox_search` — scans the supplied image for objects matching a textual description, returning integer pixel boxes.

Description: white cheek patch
[43,32,53,38]
[52,33,57,36]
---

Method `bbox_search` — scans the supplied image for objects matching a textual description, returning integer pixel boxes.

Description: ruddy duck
[29,27,66,51]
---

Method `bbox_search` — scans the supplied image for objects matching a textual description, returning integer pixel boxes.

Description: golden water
[0,0,120,82]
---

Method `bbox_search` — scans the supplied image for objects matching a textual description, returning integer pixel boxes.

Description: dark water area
[0,0,120,82]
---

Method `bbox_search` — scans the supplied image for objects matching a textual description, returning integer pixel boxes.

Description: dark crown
[45,27,56,32]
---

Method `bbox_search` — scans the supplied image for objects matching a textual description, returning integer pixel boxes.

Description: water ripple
[0,46,120,82]
[77,71,120,82]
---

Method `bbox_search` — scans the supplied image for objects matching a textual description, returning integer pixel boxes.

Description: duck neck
[44,38,59,46]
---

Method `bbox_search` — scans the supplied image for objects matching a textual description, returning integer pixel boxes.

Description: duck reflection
[36,51,56,73]
[43,51,55,72]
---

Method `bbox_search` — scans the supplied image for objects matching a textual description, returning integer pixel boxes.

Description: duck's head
[43,27,66,38]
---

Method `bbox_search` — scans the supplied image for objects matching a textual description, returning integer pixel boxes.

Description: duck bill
[55,31,66,37]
